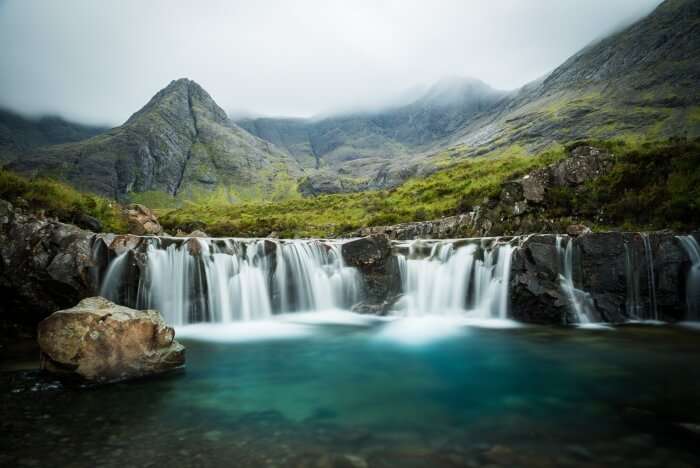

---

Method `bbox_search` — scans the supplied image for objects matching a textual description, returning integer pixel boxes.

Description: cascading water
[100,237,362,326]
[555,235,595,324]
[677,235,700,320]
[624,234,659,321]
[396,240,514,318]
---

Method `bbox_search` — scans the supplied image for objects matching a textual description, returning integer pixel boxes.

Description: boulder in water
[37,297,185,382]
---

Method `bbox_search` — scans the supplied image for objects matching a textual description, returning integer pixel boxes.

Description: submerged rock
[37,297,185,382]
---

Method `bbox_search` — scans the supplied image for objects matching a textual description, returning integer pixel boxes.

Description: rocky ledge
[345,145,614,240]
[38,297,185,382]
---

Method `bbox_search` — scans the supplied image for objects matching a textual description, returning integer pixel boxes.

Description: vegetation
[545,138,700,232]
[3,138,697,239]
[159,145,567,237]
[0,169,127,232]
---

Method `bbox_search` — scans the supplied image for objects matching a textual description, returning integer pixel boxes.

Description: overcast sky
[0,0,662,125]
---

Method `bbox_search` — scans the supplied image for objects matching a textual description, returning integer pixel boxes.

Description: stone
[37,297,185,382]
[124,203,163,236]
[342,235,402,304]
[567,224,592,236]
[74,213,103,233]
[187,230,208,238]
[0,202,98,325]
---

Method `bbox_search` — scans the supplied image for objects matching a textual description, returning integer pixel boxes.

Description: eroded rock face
[38,297,185,382]
[510,232,692,324]
[0,200,99,327]
[125,203,163,236]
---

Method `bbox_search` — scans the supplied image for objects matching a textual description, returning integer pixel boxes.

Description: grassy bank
[159,138,700,237]
[159,146,568,237]
[0,170,127,232]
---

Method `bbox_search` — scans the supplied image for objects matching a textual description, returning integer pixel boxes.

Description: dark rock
[342,235,401,304]
[73,213,102,232]
[38,297,185,382]
[0,201,99,327]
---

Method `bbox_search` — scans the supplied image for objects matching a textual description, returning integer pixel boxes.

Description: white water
[677,235,700,320]
[396,240,515,319]
[103,237,362,325]
[99,250,129,302]
[555,235,595,324]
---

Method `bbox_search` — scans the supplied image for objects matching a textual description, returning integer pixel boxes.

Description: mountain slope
[244,0,699,194]
[9,79,302,201]
[0,109,107,164]
[450,0,700,154]
[239,77,506,183]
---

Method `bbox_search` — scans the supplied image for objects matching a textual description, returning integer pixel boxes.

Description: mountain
[238,77,506,184]
[243,0,700,193]
[0,109,107,163]
[8,79,303,201]
[450,0,700,154]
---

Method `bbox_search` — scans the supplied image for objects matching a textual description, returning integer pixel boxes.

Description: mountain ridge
[7,78,303,201]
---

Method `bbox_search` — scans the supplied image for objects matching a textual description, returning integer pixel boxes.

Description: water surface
[3,316,700,467]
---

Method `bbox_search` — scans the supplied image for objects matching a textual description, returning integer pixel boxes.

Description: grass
[545,138,700,231]
[3,138,698,238]
[0,169,127,232]
[159,145,567,237]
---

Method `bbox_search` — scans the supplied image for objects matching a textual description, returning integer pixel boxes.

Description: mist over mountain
[7,79,301,201]
[1,0,697,203]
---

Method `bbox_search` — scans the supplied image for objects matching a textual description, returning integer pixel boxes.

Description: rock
[187,230,208,238]
[342,235,402,304]
[567,224,592,236]
[73,213,102,232]
[124,203,163,236]
[37,297,185,382]
[0,201,98,326]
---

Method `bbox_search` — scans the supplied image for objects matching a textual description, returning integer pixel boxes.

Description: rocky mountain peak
[125,78,228,130]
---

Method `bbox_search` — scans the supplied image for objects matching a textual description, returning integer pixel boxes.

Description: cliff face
[8,79,302,201]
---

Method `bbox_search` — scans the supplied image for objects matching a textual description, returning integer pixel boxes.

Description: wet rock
[342,235,401,304]
[124,203,162,236]
[37,297,185,382]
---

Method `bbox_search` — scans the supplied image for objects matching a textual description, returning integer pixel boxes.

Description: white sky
[0,0,662,125]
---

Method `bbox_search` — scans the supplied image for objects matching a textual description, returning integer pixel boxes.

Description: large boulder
[38,297,185,382]
[124,203,162,236]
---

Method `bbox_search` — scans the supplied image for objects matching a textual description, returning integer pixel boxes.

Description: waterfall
[641,234,659,320]
[100,237,362,325]
[99,250,127,301]
[274,241,361,313]
[677,235,700,320]
[555,235,594,324]
[624,242,642,319]
[397,240,514,318]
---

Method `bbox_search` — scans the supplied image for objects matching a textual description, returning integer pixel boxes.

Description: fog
[0,0,662,125]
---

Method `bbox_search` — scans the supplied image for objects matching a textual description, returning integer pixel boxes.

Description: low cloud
[0,0,661,125]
